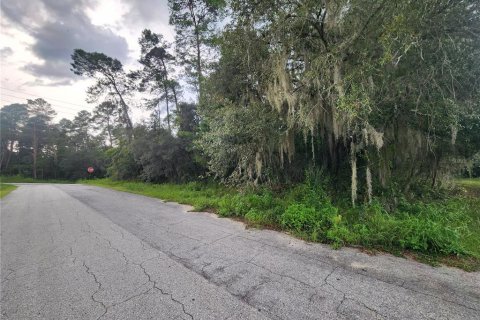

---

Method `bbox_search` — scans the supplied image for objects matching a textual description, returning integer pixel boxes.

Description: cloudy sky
[0,0,174,121]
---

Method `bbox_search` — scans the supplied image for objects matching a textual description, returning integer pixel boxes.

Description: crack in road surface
[82,261,108,319]
[1,183,479,320]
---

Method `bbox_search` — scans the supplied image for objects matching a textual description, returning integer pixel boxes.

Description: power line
[0,99,82,117]
[0,97,81,117]
[0,92,86,110]
[0,86,90,108]
[0,93,91,114]
[0,91,86,112]
[0,86,89,108]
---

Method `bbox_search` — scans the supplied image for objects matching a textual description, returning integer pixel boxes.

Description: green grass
[0,175,74,184]
[83,178,480,271]
[0,184,17,198]
[82,179,234,211]
[457,178,480,197]
[457,178,480,188]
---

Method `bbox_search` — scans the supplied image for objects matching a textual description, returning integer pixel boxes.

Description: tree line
[1,0,480,205]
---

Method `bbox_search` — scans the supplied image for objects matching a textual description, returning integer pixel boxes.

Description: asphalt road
[1,184,479,320]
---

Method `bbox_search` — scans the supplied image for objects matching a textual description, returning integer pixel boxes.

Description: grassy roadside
[0,175,74,184]
[83,178,480,271]
[0,184,17,199]
[81,179,234,210]
[457,178,480,197]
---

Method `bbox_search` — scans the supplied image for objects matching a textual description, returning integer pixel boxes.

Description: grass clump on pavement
[83,177,480,271]
[0,184,17,198]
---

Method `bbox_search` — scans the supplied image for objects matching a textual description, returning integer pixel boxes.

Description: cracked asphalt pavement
[1,184,479,319]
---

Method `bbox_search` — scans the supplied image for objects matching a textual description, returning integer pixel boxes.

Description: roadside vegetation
[457,178,480,197]
[0,184,17,199]
[84,175,480,271]
[2,1,480,270]
[0,175,73,184]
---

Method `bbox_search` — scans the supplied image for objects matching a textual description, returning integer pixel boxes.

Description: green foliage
[198,100,282,184]
[465,154,480,178]
[343,201,470,255]
[0,103,28,173]
[106,146,140,180]
[280,184,342,244]
[203,0,480,199]
[217,190,283,226]
[245,209,270,226]
[131,126,200,182]
[168,0,225,93]
[71,49,123,77]
[457,178,480,190]
[134,29,179,132]
[91,101,119,147]
[82,178,231,212]
[280,204,319,234]
[70,49,134,137]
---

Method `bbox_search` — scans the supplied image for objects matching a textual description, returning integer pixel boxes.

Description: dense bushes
[277,190,472,255]
[106,147,140,180]
[343,201,471,255]
[131,127,200,183]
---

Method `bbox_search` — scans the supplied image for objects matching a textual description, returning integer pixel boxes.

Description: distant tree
[23,99,56,179]
[43,113,107,180]
[135,29,180,132]
[175,102,198,135]
[131,126,198,182]
[1,98,112,180]
[71,110,93,150]
[70,49,134,140]
[168,0,225,98]
[0,103,28,172]
[106,146,140,180]
[92,101,119,147]
[175,102,207,177]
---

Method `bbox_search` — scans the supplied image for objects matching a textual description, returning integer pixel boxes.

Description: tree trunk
[172,85,179,108]
[107,121,113,147]
[32,122,37,179]
[160,58,176,132]
[119,98,133,140]
[431,155,440,188]
[0,145,5,170]
[194,28,202,98]
[188,0,203,99]
[4,140,14,170]
[162,81,171,132]
[111,83,133,141]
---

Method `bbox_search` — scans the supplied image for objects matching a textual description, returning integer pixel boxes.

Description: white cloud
[0,0,174,121]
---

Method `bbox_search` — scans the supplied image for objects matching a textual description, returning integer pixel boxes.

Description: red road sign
[87,167,94,174]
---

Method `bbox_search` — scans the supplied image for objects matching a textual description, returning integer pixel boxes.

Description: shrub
[348,200,471,255]
[281,204,318,234]
[280,202,339,239]
[107,146,140,180]
[217,195,240,216]
[217,190,285,218]
[245,209,269,225]
[326,214,355,247]
[192,197,219,211]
